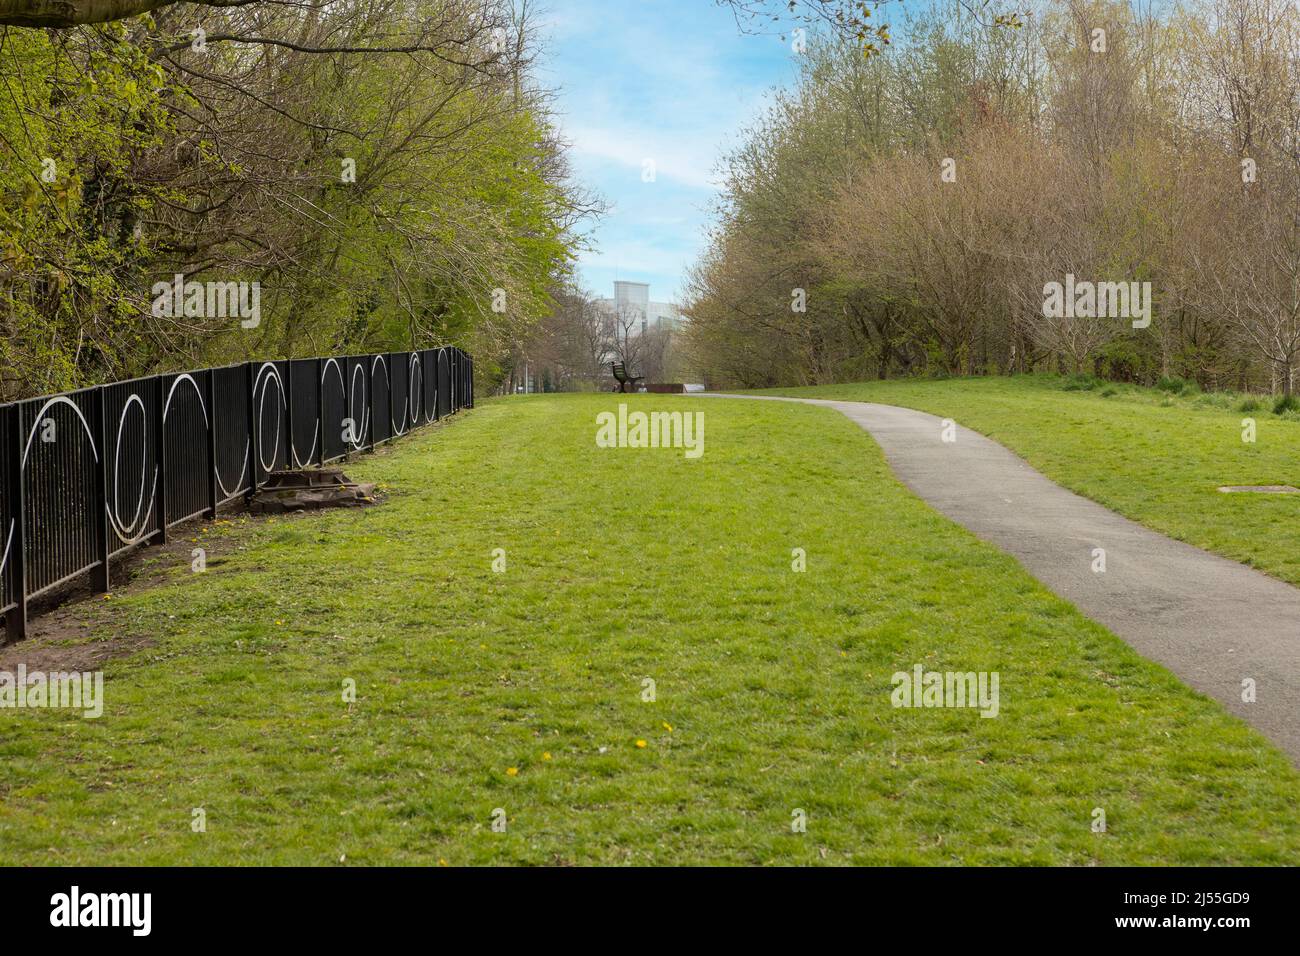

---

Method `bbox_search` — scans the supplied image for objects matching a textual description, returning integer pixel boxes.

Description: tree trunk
[0,0,255,27]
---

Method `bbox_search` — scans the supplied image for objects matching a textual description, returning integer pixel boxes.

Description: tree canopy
[0,0,594,398]
[686,0,1300,393]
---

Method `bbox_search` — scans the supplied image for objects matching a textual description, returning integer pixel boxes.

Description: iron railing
[0,347,474,641]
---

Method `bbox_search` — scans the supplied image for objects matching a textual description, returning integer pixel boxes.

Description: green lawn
[2,392,1299,865]
[755,376,1300,588]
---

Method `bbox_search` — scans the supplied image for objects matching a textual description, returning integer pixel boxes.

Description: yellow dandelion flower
[635,739,647,749]
[506,767,518,776]
[662,722,673,733]
[542,752,552,760]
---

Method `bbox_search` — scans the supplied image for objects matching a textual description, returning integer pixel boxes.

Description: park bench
[611,361,646,393]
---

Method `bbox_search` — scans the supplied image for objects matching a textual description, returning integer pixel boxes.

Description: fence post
[387,353,395,444]
[245,362,259,500]
[154,375,168,545]
[206,370,219,517]
[91,388,111,594]
[315,357,325,465]
[5,404,27,642]
[341,357,350,461]
[285,360,294,468]
[367,356,376,451]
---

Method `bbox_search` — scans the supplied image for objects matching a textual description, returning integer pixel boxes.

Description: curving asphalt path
[703,394,1300,764]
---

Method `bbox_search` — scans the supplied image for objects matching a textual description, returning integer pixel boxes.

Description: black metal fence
[0,347,473,641]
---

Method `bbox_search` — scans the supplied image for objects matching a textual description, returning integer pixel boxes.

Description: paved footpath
[705,394,1300,764]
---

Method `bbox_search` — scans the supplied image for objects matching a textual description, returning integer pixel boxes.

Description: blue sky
[537,0,800,304]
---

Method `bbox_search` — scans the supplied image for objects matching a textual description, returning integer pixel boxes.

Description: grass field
[756,376,1300,588]
[2,392,1299,865]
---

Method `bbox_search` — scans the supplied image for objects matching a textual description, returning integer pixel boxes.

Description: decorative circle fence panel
[0,348,473,640]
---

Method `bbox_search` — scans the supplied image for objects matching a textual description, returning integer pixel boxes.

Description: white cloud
[540,0,795,292]
[566,125,722,191]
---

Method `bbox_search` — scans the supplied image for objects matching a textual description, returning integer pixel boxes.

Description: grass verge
[1,393,1298,864]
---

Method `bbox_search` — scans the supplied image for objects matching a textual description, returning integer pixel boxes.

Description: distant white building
[596,281,685,335]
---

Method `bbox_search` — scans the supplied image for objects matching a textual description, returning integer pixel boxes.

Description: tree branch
[0,0,259,28]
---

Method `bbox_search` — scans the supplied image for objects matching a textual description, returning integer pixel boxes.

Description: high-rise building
[596,281,684,334]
